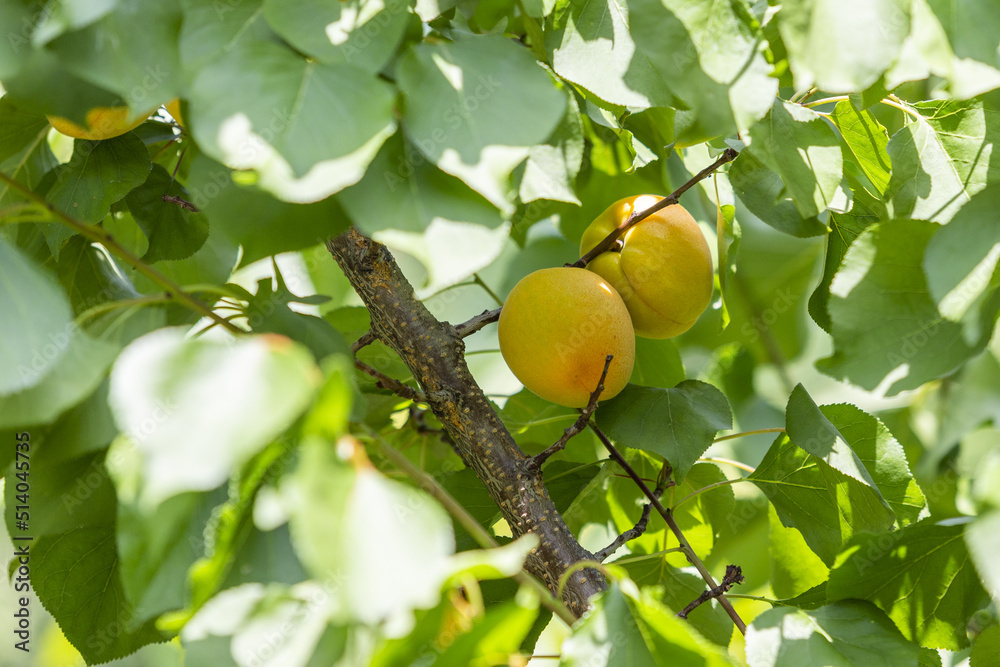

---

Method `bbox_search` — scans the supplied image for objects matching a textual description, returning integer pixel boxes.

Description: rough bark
[328,228,606,616]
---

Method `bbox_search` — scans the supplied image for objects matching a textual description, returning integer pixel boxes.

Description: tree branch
[594,458,671,562]
[678,564,745,620]
[354,359,426,402]
[588,422,747,634]
[365,427,578,627]
[327,229,606,616]
[571,147,739,269]
[455,307,502,338]
[528,355,613,472]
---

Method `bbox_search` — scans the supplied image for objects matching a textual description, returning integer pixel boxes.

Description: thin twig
[594,455,671,561]
[588,422,747,634]
[354,359,426,402]
[472,273,503,307]
[364,428,579,628]
[454,307,502,338]
[351,330,376,353]
[571,148,739,269]
[594,504,653,562]
[678,565,745,619]
[162,194,199,212]
[713,427,785,443]
[0,169,240,334]
[528,355,613,471]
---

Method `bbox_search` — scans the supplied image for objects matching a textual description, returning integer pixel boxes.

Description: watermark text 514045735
[12,432,32,653]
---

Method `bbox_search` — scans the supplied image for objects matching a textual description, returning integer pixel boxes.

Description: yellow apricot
[165,98,184,127]
[498,267,635,408]
[47,105,154,141]
[580,195,713,339]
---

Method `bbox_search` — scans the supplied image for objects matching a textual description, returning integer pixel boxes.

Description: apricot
[48,105,154,141]
[580,195,713,338]
[498,267,635,408]
[165,99,184,127]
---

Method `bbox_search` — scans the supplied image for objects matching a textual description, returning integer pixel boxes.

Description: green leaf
[376,220,511,299]
[338,133,504,236]
[560,580,732,666]
[972,624,1000,667]
[966,510,1000,604]
[716,202,740,332]
[29,0,117,45]
[830,100,892,195]
[181,582,348,666]
[745,601,920,667]
[0,97,48,163]
[246,275,350,362]
[807,188,882,332]
[785,385,883,492]
[828,521,989,650]
[185,153,352,266]
[263,0,410,73]
[767,507,829,599]
[179,0,279,73]
[923,183,1000,344]
[629,338,685,390]
[748,433,895,565]
[115,488,222,622]
[287,437,455,625]
[885,100,1000,223]
[922,0,1000,98]
[598,381,733,482]
[0,331,119,428]
[45,379,119,461]
[817,220,997,395]
[518,85,584,205]
[0,236,74,395]
[818,220,996,394]
[125,163,209,263]
[0,1,34,79]
[108,329,319,504]
[729,150,829,238]
[396,35,565,213]
[777,0,911,93]
[189,40,396,203]
[820,404,928,527]
[44,133,152,223]
[547,0,776,142]
[747,100,845,219]
[432,595,538,666]
[4,447,116,540]
[31,524,167,664]
[44,0,182,104]
[625,560,733,647]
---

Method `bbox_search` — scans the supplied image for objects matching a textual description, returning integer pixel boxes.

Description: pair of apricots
[498,195,713,408]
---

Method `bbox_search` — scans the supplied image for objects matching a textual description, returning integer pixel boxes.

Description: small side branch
[571,148,739,269]
[594,458,672,562]
[355,359,426,402]
[528,355,613,471]
[455,307,502,338]
[594,504,653,562]
[352,330,376,353]
[588,422,747,634]
[678,565,745,619]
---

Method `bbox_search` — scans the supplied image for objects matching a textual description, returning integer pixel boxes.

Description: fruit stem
[571,147,740,268]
